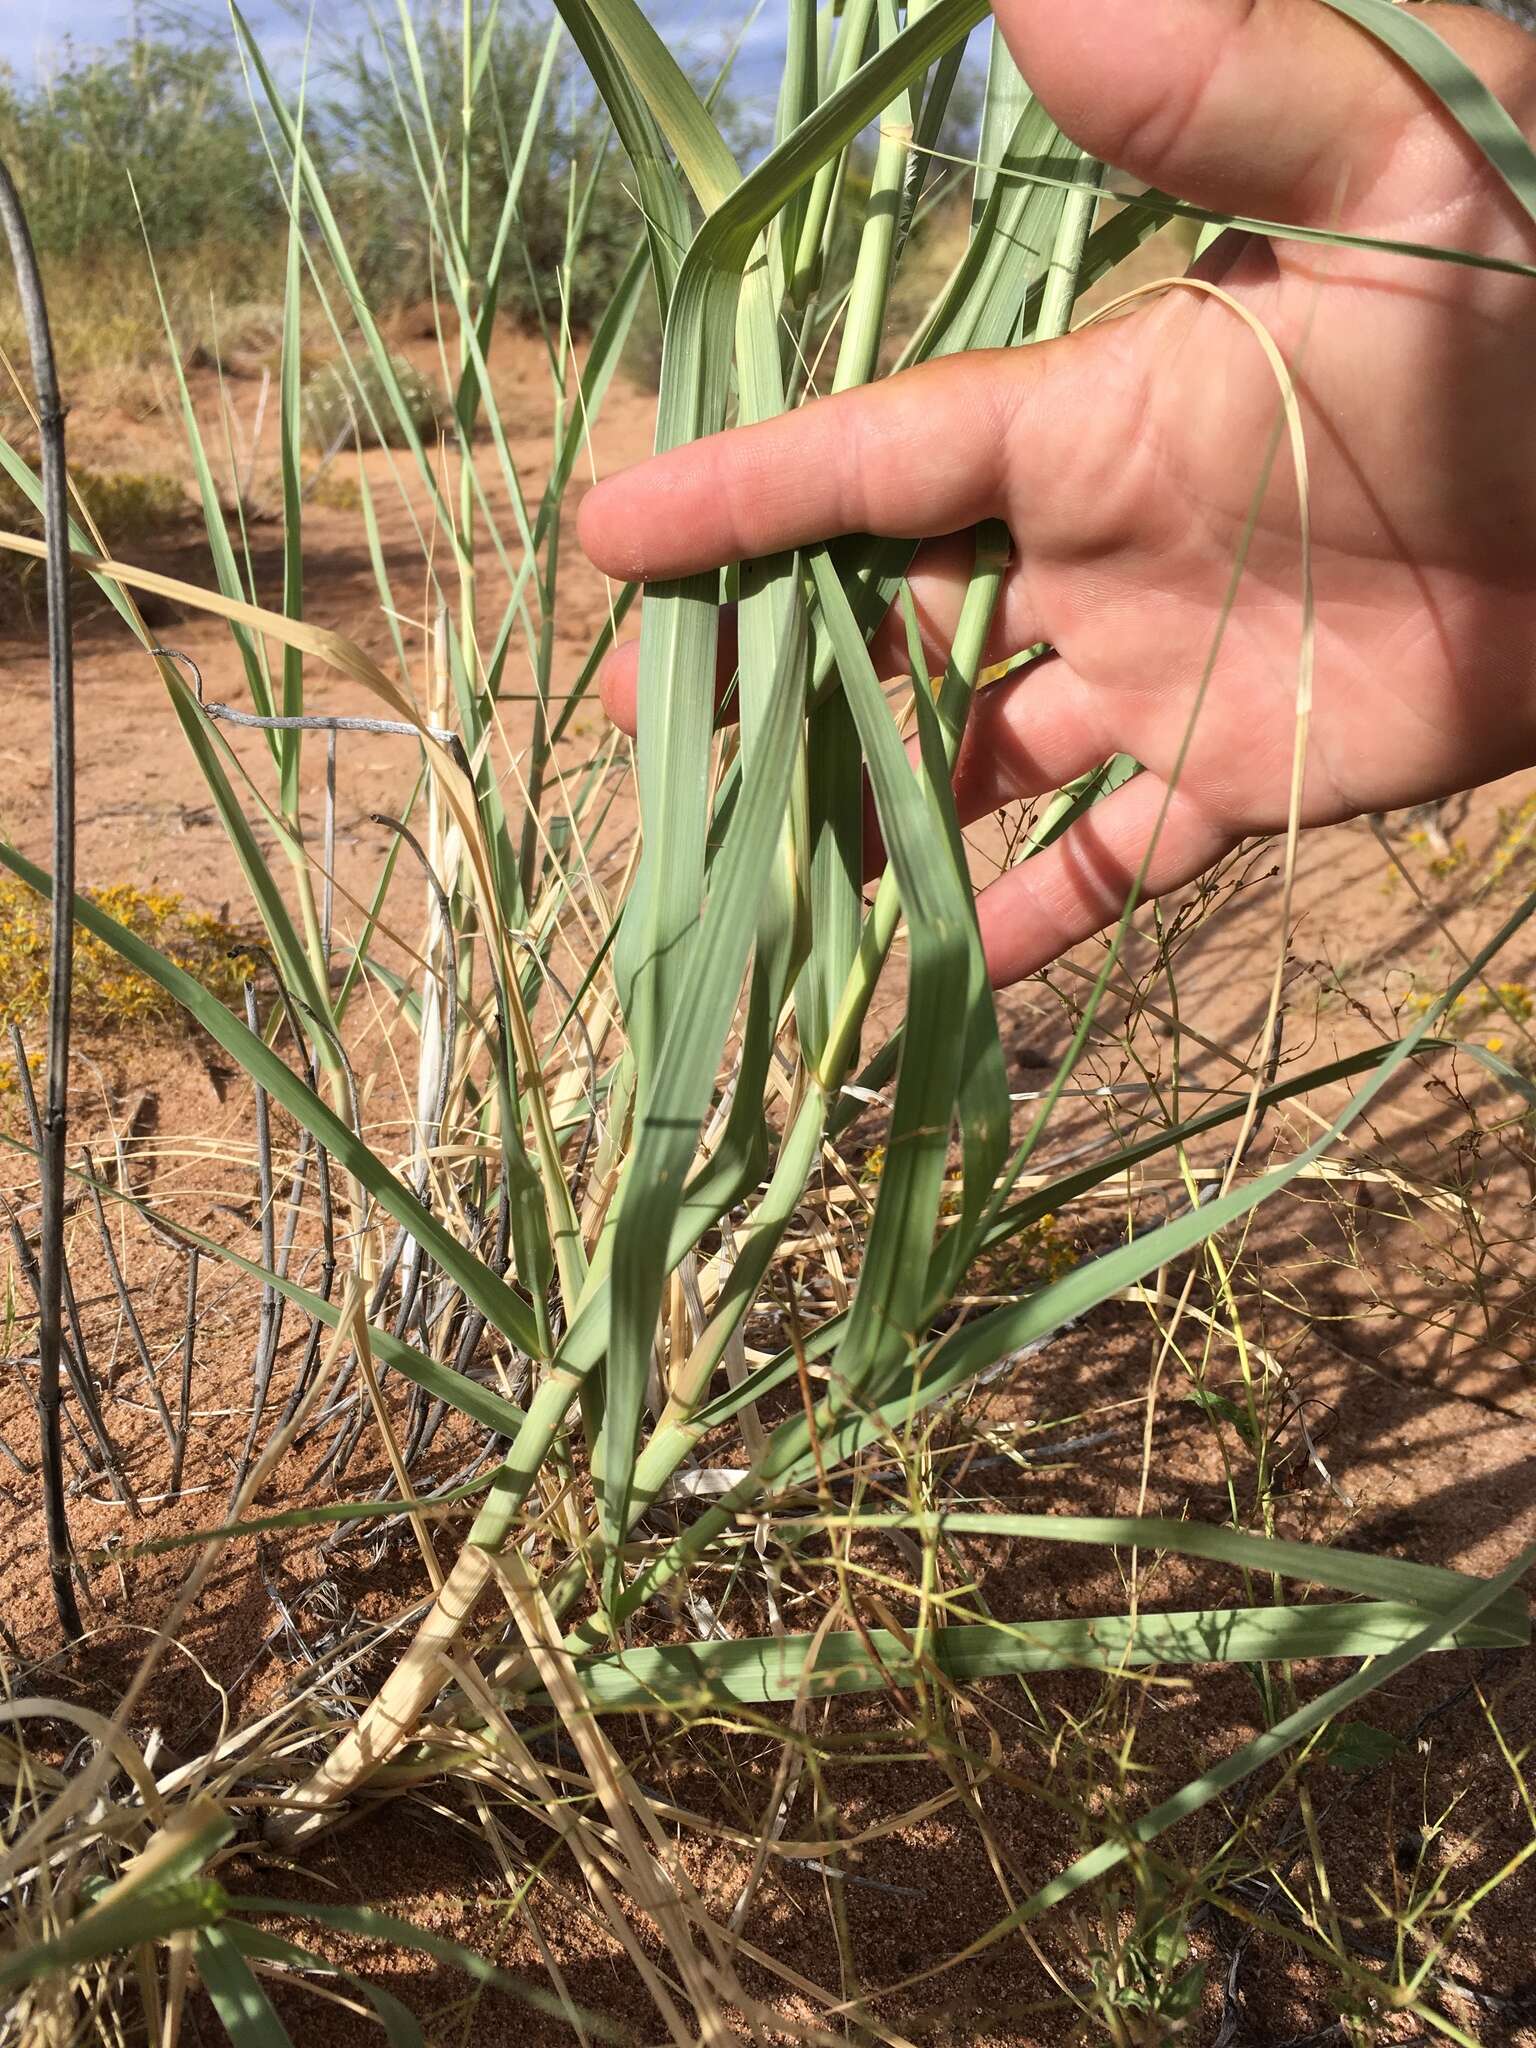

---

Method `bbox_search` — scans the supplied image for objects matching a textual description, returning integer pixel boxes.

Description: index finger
[575,337,1110,582]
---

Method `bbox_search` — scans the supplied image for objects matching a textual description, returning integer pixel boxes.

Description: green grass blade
[195,1925,297,2048]
[0,1882,229,1996]
[231,7,464,552]
[810,1513,1533,1615]
[774,0,819,266]
[833,0,914,392]
[0,840,544,1357]
[612,0,986,1080]
[554,1597,1526,1714]
[117,1483,491,1560]
[549,0,694,317]
[687,1027,1514,1435]
[137,236,275,731]
[597,563,808,1559]
[581,0,740,211]
[796,687,864,1066]
[809,533,1005,1395]
[787,0,875,306]
[775,880,1536,1479]
[276,65,308,813]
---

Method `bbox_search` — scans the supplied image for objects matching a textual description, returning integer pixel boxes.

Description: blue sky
[0,0,791,96]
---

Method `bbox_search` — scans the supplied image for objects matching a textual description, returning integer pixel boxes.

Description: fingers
[862,652,1109,878]
[991,0,1530,228]
[974,773,1235,989]
[576,328,1139,583]
[598,615,738,735]
[949,655,1111,829]
[577,352,1012,580]
[596,533,1051,737]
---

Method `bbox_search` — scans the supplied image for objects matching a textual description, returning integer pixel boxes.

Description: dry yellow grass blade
[265,1543,496,1848]
[0,530,417,714]
[492,1550,766,2046]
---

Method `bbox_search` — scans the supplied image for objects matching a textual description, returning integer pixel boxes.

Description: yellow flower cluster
[1402,978,1534,1062]
[1490,791,1536,886]
[0,877,255,1089]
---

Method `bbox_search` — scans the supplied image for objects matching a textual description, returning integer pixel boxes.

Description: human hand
[578,0,1536,986]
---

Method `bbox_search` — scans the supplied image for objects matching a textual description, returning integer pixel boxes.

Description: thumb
[992,0,1522,226]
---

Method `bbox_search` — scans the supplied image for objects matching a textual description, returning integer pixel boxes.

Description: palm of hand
[1044,205,1536,834]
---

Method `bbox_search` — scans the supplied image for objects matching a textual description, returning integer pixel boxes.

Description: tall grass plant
[1,0,1534,2037]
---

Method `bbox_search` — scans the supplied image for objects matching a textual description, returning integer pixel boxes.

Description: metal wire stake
[0,156,81,1636]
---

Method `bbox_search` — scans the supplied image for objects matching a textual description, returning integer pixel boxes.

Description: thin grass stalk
[169,1248,197,1497]
[81,1152,178,1457]
[1034,147,1100,342]
[372,812,459,1338]
[322,729,336,968]
[0,157,79,1637]
[833,0,911,393]
[11,1025,99,1416]
[787,0,874,306]
[229,981,279,1510]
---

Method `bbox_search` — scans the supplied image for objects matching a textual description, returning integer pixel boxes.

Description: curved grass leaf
[554,1596,1526,1714]
[581,0,740,211]
[685,1029,1488,1439]
[17,1142,533,1441]
[548,0,695,316]
[0,1882,227,1996]
[195,1925,296,2048]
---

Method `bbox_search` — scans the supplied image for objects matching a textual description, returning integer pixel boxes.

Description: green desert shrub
[0,465,186,618]
[0,33,283,277]
[300,352,447,452]
[326,1,668,328]
[0,464,185,550]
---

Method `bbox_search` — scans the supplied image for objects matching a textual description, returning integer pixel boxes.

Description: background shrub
[0,876,253,1051]
[301,351,447,452]
[0,33,284,282]
[0,6,665,340]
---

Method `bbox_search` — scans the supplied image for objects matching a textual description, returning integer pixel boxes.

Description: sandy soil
[1,324,1533,2045]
